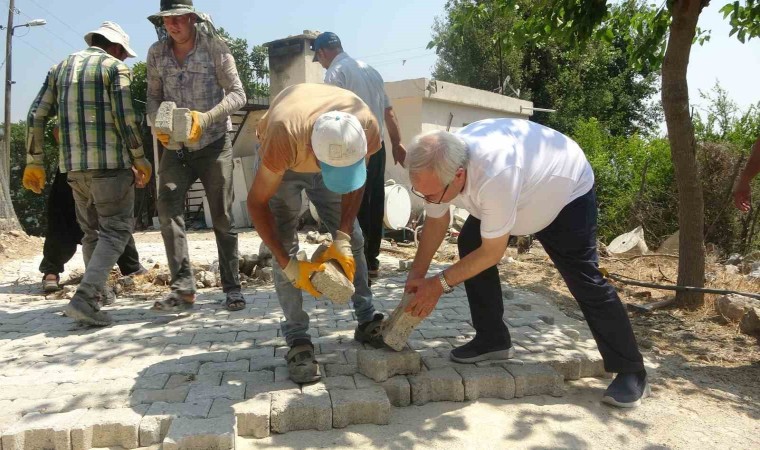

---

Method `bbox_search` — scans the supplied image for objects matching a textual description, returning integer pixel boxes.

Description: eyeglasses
[411,182,451,205]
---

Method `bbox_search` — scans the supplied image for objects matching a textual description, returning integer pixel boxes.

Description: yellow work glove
[283,258,326,297]
[132,157,153,187]
[155,132,171,148]
[22,164,46,194]
[188,111,211,144]
[313,230,355,282]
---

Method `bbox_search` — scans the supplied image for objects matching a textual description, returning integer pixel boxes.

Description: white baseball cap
[312,111,368,194]
[84,21,137,58]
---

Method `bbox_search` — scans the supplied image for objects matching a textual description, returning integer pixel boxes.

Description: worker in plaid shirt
[22,21,152,327]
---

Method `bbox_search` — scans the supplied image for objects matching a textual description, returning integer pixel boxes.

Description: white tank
[383,184,412,230]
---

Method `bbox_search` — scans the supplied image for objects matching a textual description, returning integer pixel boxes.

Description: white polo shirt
[325,52,391,132]
[425,119,595,238]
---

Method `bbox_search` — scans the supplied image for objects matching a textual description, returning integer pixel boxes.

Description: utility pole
[3,0,13,178]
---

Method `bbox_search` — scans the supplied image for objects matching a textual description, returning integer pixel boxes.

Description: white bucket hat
[84,21,137,58]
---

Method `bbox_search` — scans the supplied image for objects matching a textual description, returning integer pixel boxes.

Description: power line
[15,36,57,64]
[24,0,81,41]
[13,0,79,50]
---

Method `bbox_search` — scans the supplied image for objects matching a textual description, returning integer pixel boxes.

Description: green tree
[217,28,269,101]
[430,0,662,136]
[131,61,147,119]
[441,0,760,310]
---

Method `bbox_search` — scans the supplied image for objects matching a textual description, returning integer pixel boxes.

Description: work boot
[602,370,650,408]
[285,339,321,384]
[64,296,113,327]
[450,339,514,363]
[42,274,60,293]
[354,313,385,348]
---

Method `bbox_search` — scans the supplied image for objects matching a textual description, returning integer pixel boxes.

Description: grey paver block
[409,367,465,405]
[233,393,271,438]
[302,376,355,393]
[523,351,582,381]
[324,364,357,377]
[380,376,411,407]
[270,388,332,433]
[199,360,249,375]
[133,374,170,390]
[166,371,223,389]
[311,261,355,304]
[70,406,147,450]
[154,101,176,134]
[144,360,200,377]
[208,398,237,418]
[130,386,190,405]
[504,363,564,397]
[186,383,245,403]
[139,401,212,446]
[331,387,391,428]
[1,409,86,450]
[246,380,300,398]
[357,348,421,382]
[455,366,516,400]
[222,370,274,387]
[162,415,235,450]
[250,357,286,372]
[381,293,424,351]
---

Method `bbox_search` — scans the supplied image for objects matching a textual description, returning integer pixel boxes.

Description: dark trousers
[39,170,140,277]
[458,188,645,374]
[358,143,386,271]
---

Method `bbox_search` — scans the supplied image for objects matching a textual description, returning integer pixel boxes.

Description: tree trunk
[661,0,708,310]
[0,155,21,231]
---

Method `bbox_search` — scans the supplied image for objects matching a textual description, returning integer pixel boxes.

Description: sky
[2,0,759,127]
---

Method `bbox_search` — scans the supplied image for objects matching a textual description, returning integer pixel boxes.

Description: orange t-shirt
[257,83,382,174]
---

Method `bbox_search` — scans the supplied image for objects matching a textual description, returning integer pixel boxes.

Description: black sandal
[285,341,321,384]
[354,313,386,348]
[151,291,195,311]
[225,291,246,311]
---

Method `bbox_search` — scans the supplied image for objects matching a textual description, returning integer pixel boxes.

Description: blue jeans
[270,170,376,346]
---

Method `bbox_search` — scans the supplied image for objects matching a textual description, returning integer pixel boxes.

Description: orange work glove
[187,111,211,144]
[22,164,46,194]
[312,230,355,282]
[283,258,326,298]
[132,157,153,187]
[155,132,171,147]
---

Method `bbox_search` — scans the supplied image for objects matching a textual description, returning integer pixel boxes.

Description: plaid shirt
[26,47,144,172]
[147,31,245,151]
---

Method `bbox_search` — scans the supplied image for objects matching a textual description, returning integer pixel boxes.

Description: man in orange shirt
[247,83,384,383]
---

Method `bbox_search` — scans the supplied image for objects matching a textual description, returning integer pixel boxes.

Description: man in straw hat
[146,0,247,312]
[247,83,386,383]
[23,21,151,326]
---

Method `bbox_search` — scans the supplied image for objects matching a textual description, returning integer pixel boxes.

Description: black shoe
[124,265,149,277]
[286,339,321,384]
[355,313,385,348]
[602,370,650,408]
[64,297,113,327]
[450,339,515,363]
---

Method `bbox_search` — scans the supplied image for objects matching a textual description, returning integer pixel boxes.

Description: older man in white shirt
[313,32,406,280]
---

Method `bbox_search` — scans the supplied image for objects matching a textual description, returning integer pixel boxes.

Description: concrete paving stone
[418,328,463,339]
[409,367,465,405]
[557,348,607,378]
[274,366,290,382]
[207,398,238,418]
[144,360,200,377]
[225,347,274,362]
[380,293,423,351]
[317,351,348,365]
[236,329,278,341]
[70,406,148,450]
[303,376,355,392]
[331,387,390,428]
[274,346,290,358]
[130,386,190,405]
[366,375,412,407]
[1,408,86,450]
[191,332,237,344]
[245,380,300,398]
[521,351,582,381]
[139,401,212,446]
[162,415,235,450]
[55,378,134,397]
[422,356,472,370]
[6,395,78,415]
[178,351,229,364]
[357,348,421,382]
[324,364,358,377]
[233,393,271,438]
[133,374,170,390]
[165,371,222,389]
[504,363,564,397]
[407,339,453,350]
[199,359,249,375]
[0,383,58,401]
[455,366,516,400]
[270,388,332,433]
[222,370,274,387]
[250,357,286,372]
[186,383,245,403]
